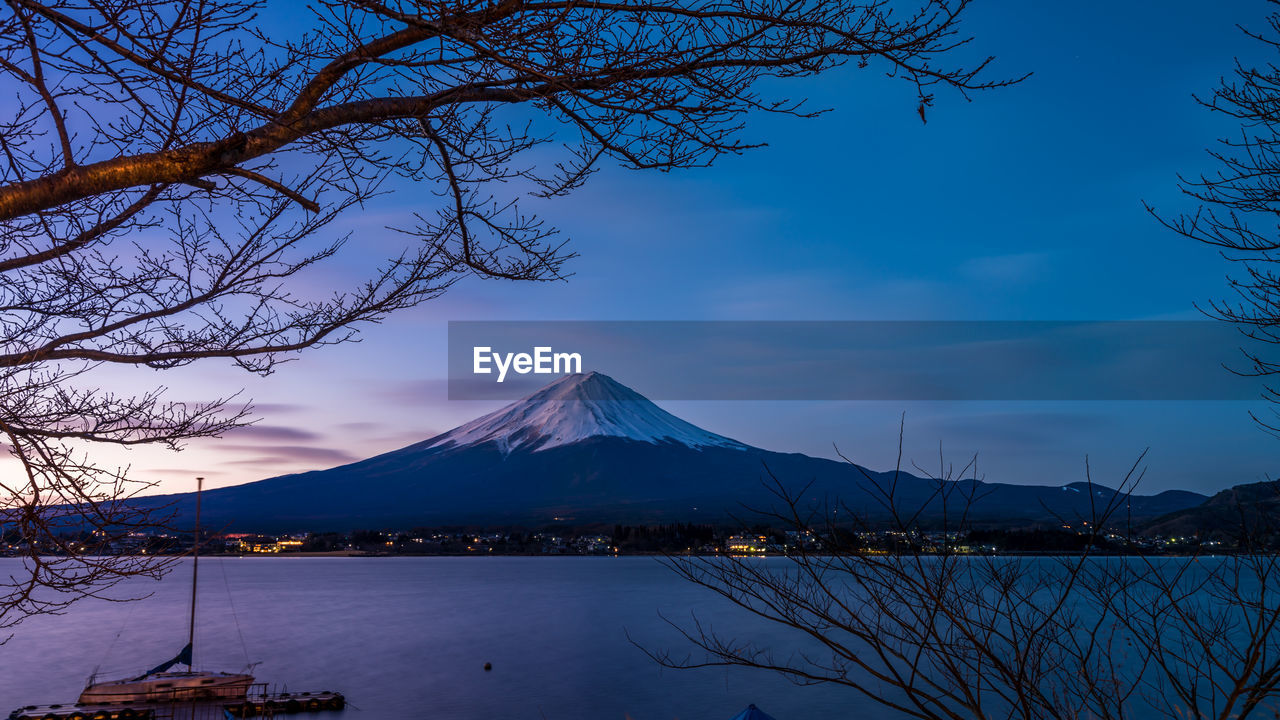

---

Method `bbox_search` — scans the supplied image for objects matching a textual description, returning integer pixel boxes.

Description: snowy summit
[428,371,748,454]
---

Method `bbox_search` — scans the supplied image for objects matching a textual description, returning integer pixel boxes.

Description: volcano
[143,372,1206,531]
[425,371,748,454]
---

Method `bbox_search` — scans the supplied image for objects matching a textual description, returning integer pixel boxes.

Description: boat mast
[188,476,203,670]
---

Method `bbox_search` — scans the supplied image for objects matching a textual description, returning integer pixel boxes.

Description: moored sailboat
[8,478,345,720]
[78,478,255,705]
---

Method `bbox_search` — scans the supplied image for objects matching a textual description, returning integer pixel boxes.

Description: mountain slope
[140,372,1207,531]
[1141,481,1280,539]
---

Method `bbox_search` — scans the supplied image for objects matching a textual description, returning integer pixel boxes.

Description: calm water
[0,557,875,720]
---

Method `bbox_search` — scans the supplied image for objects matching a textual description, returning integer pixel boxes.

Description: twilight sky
[96,0,1278,497]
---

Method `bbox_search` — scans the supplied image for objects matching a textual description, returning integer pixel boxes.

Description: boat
[78,477,255,705]
[8,478,345,720]
[77,670,255,704]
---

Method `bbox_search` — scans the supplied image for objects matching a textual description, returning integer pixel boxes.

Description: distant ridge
[138,372,1208,531]
[1141,480,1280,539]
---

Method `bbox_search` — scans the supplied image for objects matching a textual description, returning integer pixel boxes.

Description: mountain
[140,372,1207,531]
[425,370,747,454]
[1140,480,1280,539]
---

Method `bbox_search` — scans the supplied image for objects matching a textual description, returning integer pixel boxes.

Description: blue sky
[109,0,1279,497]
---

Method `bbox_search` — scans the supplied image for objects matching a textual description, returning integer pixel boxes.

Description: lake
[0,557,879,720]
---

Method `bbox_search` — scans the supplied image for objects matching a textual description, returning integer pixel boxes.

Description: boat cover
[141,642,193,677]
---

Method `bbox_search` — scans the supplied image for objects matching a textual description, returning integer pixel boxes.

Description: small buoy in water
[484,662,493,671]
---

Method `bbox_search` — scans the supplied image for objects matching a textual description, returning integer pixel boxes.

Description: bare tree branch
[1151,1,1280,433]
[651,427,1280,719]
[0,0,1013,626]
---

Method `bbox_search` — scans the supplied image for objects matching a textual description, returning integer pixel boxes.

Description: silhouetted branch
[1151,1,1280,432]
[0,0,1014,626]
[651,426,1280,719]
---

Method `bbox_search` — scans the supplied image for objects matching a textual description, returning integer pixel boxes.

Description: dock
[8,689,345,720]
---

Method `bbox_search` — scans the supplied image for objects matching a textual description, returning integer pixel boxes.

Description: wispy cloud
[376,379,449,405]
[368,429,441,446]
[139,468,228,476]
[216,444,359,467]
[222,425,324,442]
[923,409,1111,446]
[248,402,311,414]
[333,420,440,446]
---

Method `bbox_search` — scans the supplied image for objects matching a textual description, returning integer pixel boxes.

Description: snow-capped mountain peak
[427,371,748,454]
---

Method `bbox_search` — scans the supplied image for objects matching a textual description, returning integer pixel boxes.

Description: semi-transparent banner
[446,321,1265,400]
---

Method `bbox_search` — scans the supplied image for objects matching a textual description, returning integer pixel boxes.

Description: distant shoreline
[154,550,1230,559]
